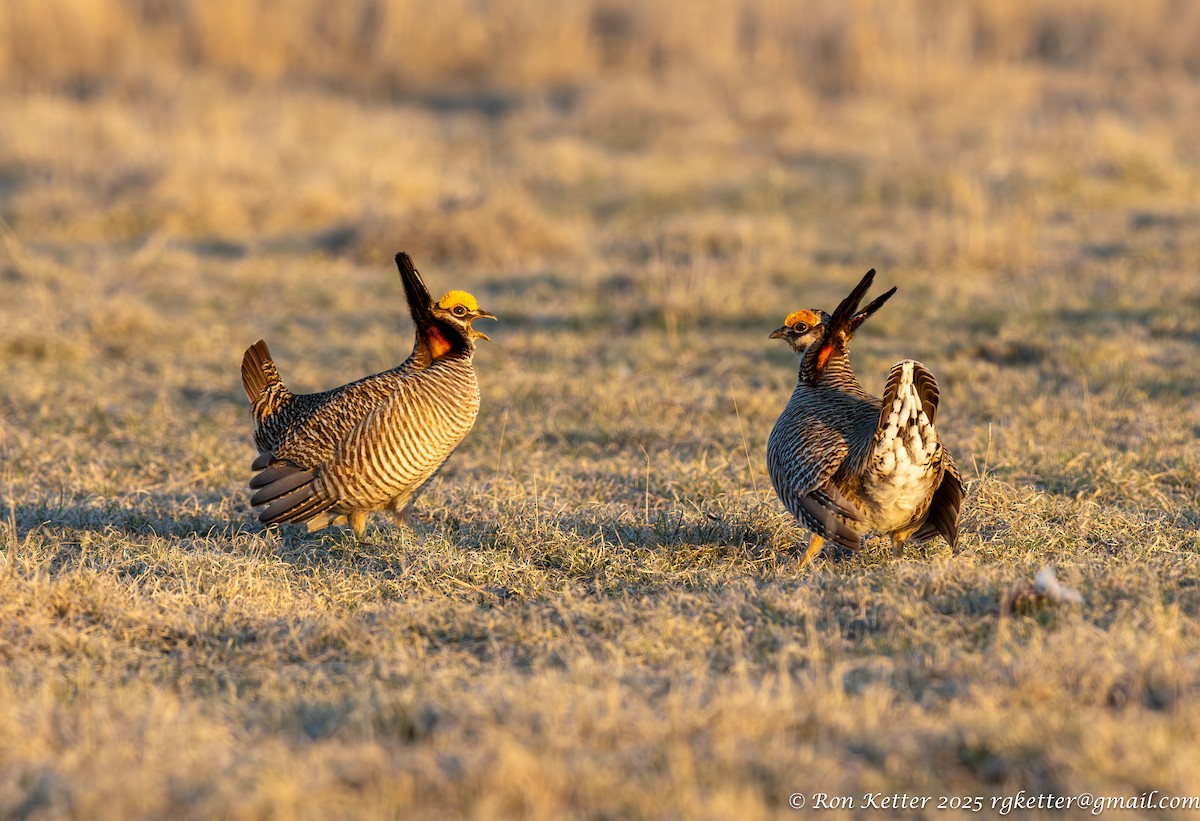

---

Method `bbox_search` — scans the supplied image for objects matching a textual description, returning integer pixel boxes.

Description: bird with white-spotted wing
[766,269,963,565]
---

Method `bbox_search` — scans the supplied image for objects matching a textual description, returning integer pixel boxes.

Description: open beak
[769,326,789,340]
[471,309,497,341]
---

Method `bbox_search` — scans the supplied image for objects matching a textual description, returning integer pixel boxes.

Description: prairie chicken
[240,252,495,536]
[766,269,962,566]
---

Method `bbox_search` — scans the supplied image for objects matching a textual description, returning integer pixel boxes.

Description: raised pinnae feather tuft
[826,269,877,341]
[802,268,891,383]
[396,251,435,326]
[846,285,898,338]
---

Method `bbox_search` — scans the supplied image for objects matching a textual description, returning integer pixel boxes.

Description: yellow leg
[798,533,825,569]
[349,510,368,538]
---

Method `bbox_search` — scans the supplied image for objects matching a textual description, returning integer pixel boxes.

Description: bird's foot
[798,534,825,569]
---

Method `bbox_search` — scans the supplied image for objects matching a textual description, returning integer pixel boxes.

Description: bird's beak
[769,326,789,340]
[472,310,496,341]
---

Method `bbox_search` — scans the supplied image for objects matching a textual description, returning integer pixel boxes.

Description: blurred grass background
[1,1,1199,818]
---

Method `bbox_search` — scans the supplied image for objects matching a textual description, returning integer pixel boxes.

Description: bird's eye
[794,323,808,333]
[452,305,468,317]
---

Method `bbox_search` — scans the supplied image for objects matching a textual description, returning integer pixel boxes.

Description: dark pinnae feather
[802,268,887,383]
[827,268,877,337]
[396,250,443,367]
[395,252,434,327]
[845,285,897,338]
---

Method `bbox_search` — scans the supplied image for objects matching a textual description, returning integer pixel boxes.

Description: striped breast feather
[319,362,479,509]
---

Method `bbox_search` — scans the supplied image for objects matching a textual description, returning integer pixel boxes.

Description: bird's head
[769,308,828,356]
[394,251,496,361]
[432,290,496,344]
[771,270,897,382]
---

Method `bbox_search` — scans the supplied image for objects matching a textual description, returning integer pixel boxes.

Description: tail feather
[880,360,941,427]
[912,365,940,424]
[258,482,338,526]
[882,360,961,550]
[241,339,286,403]
[248,458,339,528]
[250,467,317,506]
[913,455,964,549]
[248,464,295,489]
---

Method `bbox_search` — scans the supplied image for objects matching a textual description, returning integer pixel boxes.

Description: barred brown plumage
[766,269,963,566]
[240,252,495,536]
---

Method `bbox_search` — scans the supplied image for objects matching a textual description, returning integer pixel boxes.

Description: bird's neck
[423,323,473,360]
[800,348,864,394]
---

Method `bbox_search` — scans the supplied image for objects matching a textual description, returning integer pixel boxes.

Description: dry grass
[2,1,1199,818]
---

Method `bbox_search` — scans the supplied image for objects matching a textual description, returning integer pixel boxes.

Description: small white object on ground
[1034,566,1083,604]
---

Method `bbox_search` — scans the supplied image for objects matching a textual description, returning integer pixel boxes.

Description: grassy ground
[2,2,1199,818]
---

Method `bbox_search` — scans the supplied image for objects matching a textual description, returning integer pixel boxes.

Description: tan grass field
[2,1,1199,818]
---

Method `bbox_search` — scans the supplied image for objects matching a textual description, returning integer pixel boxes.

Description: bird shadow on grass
[210,504,793,589]
[278,504,902,599]
[6,494,265,548]
[7,491,923,593]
